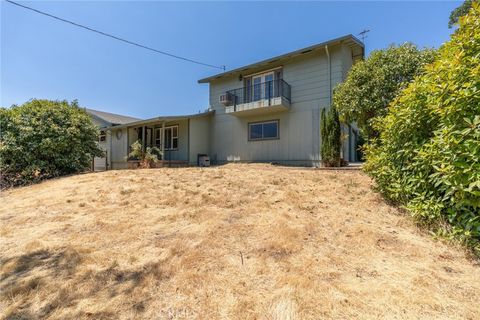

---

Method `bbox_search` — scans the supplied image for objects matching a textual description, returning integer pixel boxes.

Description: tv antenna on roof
[358,29,370,43]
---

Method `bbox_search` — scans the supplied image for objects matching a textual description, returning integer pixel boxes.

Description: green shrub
[0,99,103,187]
[449,0,476,28]
[333,43,436,140]
[364,3,480,255]
[127,140,162,168]
[321,105,341,167]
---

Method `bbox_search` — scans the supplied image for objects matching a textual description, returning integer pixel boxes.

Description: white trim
[154,125,179,151]
[154,127,161,147]
[244,66,283,78]
[252,71,275,101]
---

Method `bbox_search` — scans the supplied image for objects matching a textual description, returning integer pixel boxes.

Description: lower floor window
[248,120,279,140]
[155,125,178,150]
[99,130,106,142]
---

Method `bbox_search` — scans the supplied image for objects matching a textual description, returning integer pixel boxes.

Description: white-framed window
[155,128,161,147]
[248,120,279,141]
[154,125,178,150]
[252,71,274,101]
[244,69,282,102]
[99,130,106,142]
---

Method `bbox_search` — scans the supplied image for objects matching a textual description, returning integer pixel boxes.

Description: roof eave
[85,108,141,125]
[106,110,215,130]
[198,34,364,84]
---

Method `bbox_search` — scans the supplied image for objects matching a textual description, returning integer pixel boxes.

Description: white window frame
[248,120,279,141]
[252,71,275,101]
[154,125,179,150]
[154,128,162,147]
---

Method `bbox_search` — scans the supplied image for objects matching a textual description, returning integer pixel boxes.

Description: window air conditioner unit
[219,93,232,106]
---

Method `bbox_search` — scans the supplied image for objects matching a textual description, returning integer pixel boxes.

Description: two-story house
[105,34,364,169]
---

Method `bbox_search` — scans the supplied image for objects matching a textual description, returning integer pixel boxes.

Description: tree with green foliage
[333,43,436,140]
[320,105,341,167]
[0,99,103,187]
[449,0,476,28]
[364,3,480,255]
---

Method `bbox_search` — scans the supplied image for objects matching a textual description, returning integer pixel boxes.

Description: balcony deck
[223,79,291,117]
[225,96,290,116]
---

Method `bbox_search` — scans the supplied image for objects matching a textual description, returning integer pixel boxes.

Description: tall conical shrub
[321,105,342,167]
[320,108,328,161]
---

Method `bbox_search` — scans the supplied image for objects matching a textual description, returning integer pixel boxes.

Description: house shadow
[1,247,172,319]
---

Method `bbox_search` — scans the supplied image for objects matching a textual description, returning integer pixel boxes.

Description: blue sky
[1,1,461,118]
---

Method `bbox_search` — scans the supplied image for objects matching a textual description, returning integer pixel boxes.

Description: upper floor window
[243,69,283,102]
[248,120,279,141]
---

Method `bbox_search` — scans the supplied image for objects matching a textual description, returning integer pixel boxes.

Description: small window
[248,120,279,141]
[99,130,106,142]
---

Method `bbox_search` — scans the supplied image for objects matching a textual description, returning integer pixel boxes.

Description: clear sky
[1,1,461,118]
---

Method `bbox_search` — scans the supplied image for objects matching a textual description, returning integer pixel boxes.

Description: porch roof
[106,110,214,130]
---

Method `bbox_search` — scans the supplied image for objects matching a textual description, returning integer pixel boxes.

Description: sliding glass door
[251,72,274,102]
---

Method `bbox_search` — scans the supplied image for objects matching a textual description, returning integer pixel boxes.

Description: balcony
[224,79,291,116]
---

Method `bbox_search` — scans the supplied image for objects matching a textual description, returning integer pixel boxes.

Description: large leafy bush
[0,99,103,187]
[333,43,436,140]
[364,4,480,254]
[449,0,476,28]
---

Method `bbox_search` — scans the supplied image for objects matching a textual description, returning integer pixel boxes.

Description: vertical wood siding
[208,44,352,165]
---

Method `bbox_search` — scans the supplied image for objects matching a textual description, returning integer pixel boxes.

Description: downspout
[318,45,333,166]
[325,44,331,105]
[324,44,345,161]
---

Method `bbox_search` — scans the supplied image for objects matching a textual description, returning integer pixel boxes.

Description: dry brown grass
[1,164,479,319]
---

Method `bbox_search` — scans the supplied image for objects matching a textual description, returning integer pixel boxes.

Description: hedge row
[364,4,480,255]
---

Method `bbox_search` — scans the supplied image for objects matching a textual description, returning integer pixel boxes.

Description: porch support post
[161,121,166,161]
[187,118,190,165]
[126,127,130,157]
[142,126,146,151]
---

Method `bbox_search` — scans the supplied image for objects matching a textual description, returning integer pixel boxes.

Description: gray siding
[208,44,349,165]
[108,116,212,169]
[162,120,188,161]
[188,116,211,164]
[110,128,129,169]
[104,40,359,168]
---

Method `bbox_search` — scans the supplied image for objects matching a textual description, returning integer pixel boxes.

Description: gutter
[105,110,215,130]
[198,34,364,83]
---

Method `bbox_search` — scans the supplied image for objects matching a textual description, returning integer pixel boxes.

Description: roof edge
[85,108,141,125]
[106,110,215,130]
[198,34,364,84]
